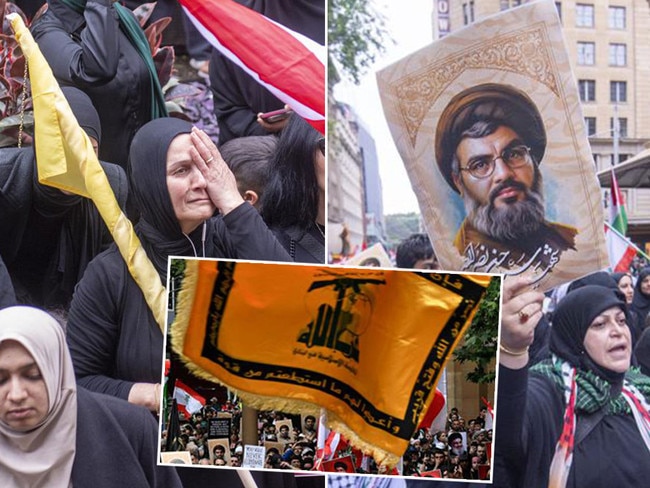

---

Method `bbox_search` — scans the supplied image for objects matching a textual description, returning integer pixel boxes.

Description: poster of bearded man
[377,0,607,291]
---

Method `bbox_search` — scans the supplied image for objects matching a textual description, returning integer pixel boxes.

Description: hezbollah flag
[171,260,493,466]
[8,13,166,330]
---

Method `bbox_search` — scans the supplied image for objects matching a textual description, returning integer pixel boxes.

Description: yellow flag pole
[237,470,259,488]
[8,13,166,331]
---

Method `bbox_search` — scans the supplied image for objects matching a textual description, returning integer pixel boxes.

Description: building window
[577,42,595,65]
[610,154,630,166]
[500,0,521,10]
[555,2,562,21]
[578,79,596,102]
[610,81,627,103]
[609,43,627,66]
[610,117,628,138]
[462,2,475,24]
[609,6,626,29]
[584,117,596,136]
[576,4,594,27]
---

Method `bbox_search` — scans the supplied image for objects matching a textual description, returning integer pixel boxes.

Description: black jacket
[31,0,153,167]
[67,202,291,399]
[74,387,181,487]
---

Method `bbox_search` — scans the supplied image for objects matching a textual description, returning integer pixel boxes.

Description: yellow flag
[171,259,494,466]
[9,14,166,330]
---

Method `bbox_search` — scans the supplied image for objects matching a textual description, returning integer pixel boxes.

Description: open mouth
[608,343,628,354]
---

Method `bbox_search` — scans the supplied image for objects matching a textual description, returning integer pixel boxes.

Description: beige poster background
[377,0,607,291]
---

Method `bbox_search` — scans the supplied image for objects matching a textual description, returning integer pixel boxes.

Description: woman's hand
[128,382,161,413]
[500,276,545,368]
[189,127,244,215]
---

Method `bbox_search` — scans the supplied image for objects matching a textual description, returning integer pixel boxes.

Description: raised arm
[31,0,120,85]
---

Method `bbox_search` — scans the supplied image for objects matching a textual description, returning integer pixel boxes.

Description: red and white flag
[173,379,205,418]
[179,0,325,133]
[605,222,637,273]
[418,389,446,433]
[482,397,494,431]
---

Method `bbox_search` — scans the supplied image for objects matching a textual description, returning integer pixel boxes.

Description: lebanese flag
[179,0,325,134]
[482,397,494,431]
[418,389,446,433]
[173,379,205,418]
[605,222,637,273]
[609,167,628,235]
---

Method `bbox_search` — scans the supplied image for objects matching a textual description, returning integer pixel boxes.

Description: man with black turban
[435,84,577,272]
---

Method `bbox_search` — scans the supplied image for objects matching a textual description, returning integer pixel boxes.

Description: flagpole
[605,221,650,262]
[237,470,259,488]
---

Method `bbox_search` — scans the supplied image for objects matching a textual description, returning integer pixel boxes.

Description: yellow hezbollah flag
[8,14,166,330]
[171,259,494,466]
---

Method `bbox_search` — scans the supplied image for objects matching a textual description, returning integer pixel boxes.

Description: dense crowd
[1,1,650,488]
[1,1,325,487]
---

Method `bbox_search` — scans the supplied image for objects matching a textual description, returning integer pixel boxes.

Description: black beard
[463,177,546,243]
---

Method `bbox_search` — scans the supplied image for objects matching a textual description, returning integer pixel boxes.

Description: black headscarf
[566,271,618,293]
[128,118,213,279]
[61,86,101,143]
[636,328,650,377]
[611,272,629,286]
[631,266,650,321]
[551,285,628,383]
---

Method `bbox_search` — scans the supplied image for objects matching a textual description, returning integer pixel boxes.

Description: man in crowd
[395,233,438,269]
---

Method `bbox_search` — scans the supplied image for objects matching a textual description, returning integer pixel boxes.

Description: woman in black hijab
[630,266,650,331]
[1,86,125,308]
[66,118,290,411]
[635,328,650,377]
[261,114,325,263]
[611,271,635,305]
[497,279,650,488]
[31,0,167,167]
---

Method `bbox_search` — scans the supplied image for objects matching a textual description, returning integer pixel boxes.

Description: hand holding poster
[377,0,607,291]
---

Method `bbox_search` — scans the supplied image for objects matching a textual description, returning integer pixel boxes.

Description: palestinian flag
[609,166,628,235]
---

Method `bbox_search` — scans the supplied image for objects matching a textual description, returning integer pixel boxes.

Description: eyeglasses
[317,137,325,155]
[459,145,532,179]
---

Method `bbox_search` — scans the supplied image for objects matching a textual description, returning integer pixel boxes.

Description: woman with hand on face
[66,118,290,413]
[496,279,650,488]
[0,306,181,487]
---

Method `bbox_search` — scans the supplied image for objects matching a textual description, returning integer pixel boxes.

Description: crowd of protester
[400,407,492,480]
[1,1,325,487]
[2,1,650,488]
[160,382,495,481]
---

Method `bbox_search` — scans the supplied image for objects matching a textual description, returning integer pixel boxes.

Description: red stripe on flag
[180,0,324,133]
[605,224,636,272]
[418,389,446,430]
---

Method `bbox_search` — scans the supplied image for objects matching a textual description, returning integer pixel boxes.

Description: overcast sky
[333,1,435,215]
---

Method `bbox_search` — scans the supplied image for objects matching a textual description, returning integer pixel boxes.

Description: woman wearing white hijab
[0,306,181,487]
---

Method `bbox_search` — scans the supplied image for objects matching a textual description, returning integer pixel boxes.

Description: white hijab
[0,306,77,487]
